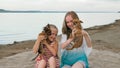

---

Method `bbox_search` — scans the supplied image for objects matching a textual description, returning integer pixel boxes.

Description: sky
[0,0,120,12]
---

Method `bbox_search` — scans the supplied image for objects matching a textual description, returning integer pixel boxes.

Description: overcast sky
[0,0,120,12]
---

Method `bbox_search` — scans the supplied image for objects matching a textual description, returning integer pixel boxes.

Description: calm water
[0,13,120,44]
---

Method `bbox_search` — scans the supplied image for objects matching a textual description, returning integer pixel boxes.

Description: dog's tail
[31,53,39,61]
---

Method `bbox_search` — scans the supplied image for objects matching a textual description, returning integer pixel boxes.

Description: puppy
[67,19,83,50]
[38,31,46,54]
[32,24,51,61]
[38,24,51,54]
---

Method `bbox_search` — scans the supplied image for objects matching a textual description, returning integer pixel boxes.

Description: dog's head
[72,19,82,29]
[72,19,83,37]
[39,24,51,37]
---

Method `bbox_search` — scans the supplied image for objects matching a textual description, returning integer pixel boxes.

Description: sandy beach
[0,19,120,68]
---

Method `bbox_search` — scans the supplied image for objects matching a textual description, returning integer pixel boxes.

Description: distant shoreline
[0,9,119,13]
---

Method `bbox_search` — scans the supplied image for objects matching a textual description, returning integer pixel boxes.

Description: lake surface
[0,13,119,44]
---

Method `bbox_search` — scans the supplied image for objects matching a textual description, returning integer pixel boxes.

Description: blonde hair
[62,11,83,38]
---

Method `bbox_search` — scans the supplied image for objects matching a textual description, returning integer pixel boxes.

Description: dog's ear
[73,19,83,24]
[43,24,51,36]
[39,31,45,36]
[73,19,80,26]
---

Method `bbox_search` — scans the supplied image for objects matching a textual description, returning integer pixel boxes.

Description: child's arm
[61,29,76,49]
[82,30,92,48]
[82,30,92,56]
[33,35,45,54]
[61,38,73,49]
[44,40,58,56]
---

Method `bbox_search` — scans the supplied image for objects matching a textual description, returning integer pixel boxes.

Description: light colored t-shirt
[60,34,92,57]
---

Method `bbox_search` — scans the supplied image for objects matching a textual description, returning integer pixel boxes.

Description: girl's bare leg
[38,59,46,68]
[72,62,84,68]
[48,56,56,68]
[62,65,71,68]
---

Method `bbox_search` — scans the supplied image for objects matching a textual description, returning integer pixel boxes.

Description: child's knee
[38,59,46,68]
[39,59,46,64]
[49,56,56,62]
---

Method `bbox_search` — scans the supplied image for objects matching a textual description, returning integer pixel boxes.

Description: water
[0,13,120,44]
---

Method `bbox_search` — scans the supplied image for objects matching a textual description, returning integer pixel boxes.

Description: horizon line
[0,9,119,13]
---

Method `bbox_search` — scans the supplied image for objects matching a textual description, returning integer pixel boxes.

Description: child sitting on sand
[33,24,59,68]
[60,11,92,68]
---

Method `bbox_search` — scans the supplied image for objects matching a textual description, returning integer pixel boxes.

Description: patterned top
[35,45,60,68]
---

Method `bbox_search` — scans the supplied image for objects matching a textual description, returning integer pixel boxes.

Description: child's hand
[71,29,76,38]
[38,35,45,41]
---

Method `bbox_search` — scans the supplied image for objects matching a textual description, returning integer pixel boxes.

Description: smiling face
[65,15,74,30]
[48,27,58,42]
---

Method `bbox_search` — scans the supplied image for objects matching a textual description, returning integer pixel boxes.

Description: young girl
[33,24,59,68]
[60,11,92,68]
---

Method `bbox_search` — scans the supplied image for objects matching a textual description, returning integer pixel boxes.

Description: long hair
[62,11,83,39]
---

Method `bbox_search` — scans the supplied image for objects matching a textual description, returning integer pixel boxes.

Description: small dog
[32,24,51,60]
[38,24,51,54]
[67,19,83,50]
